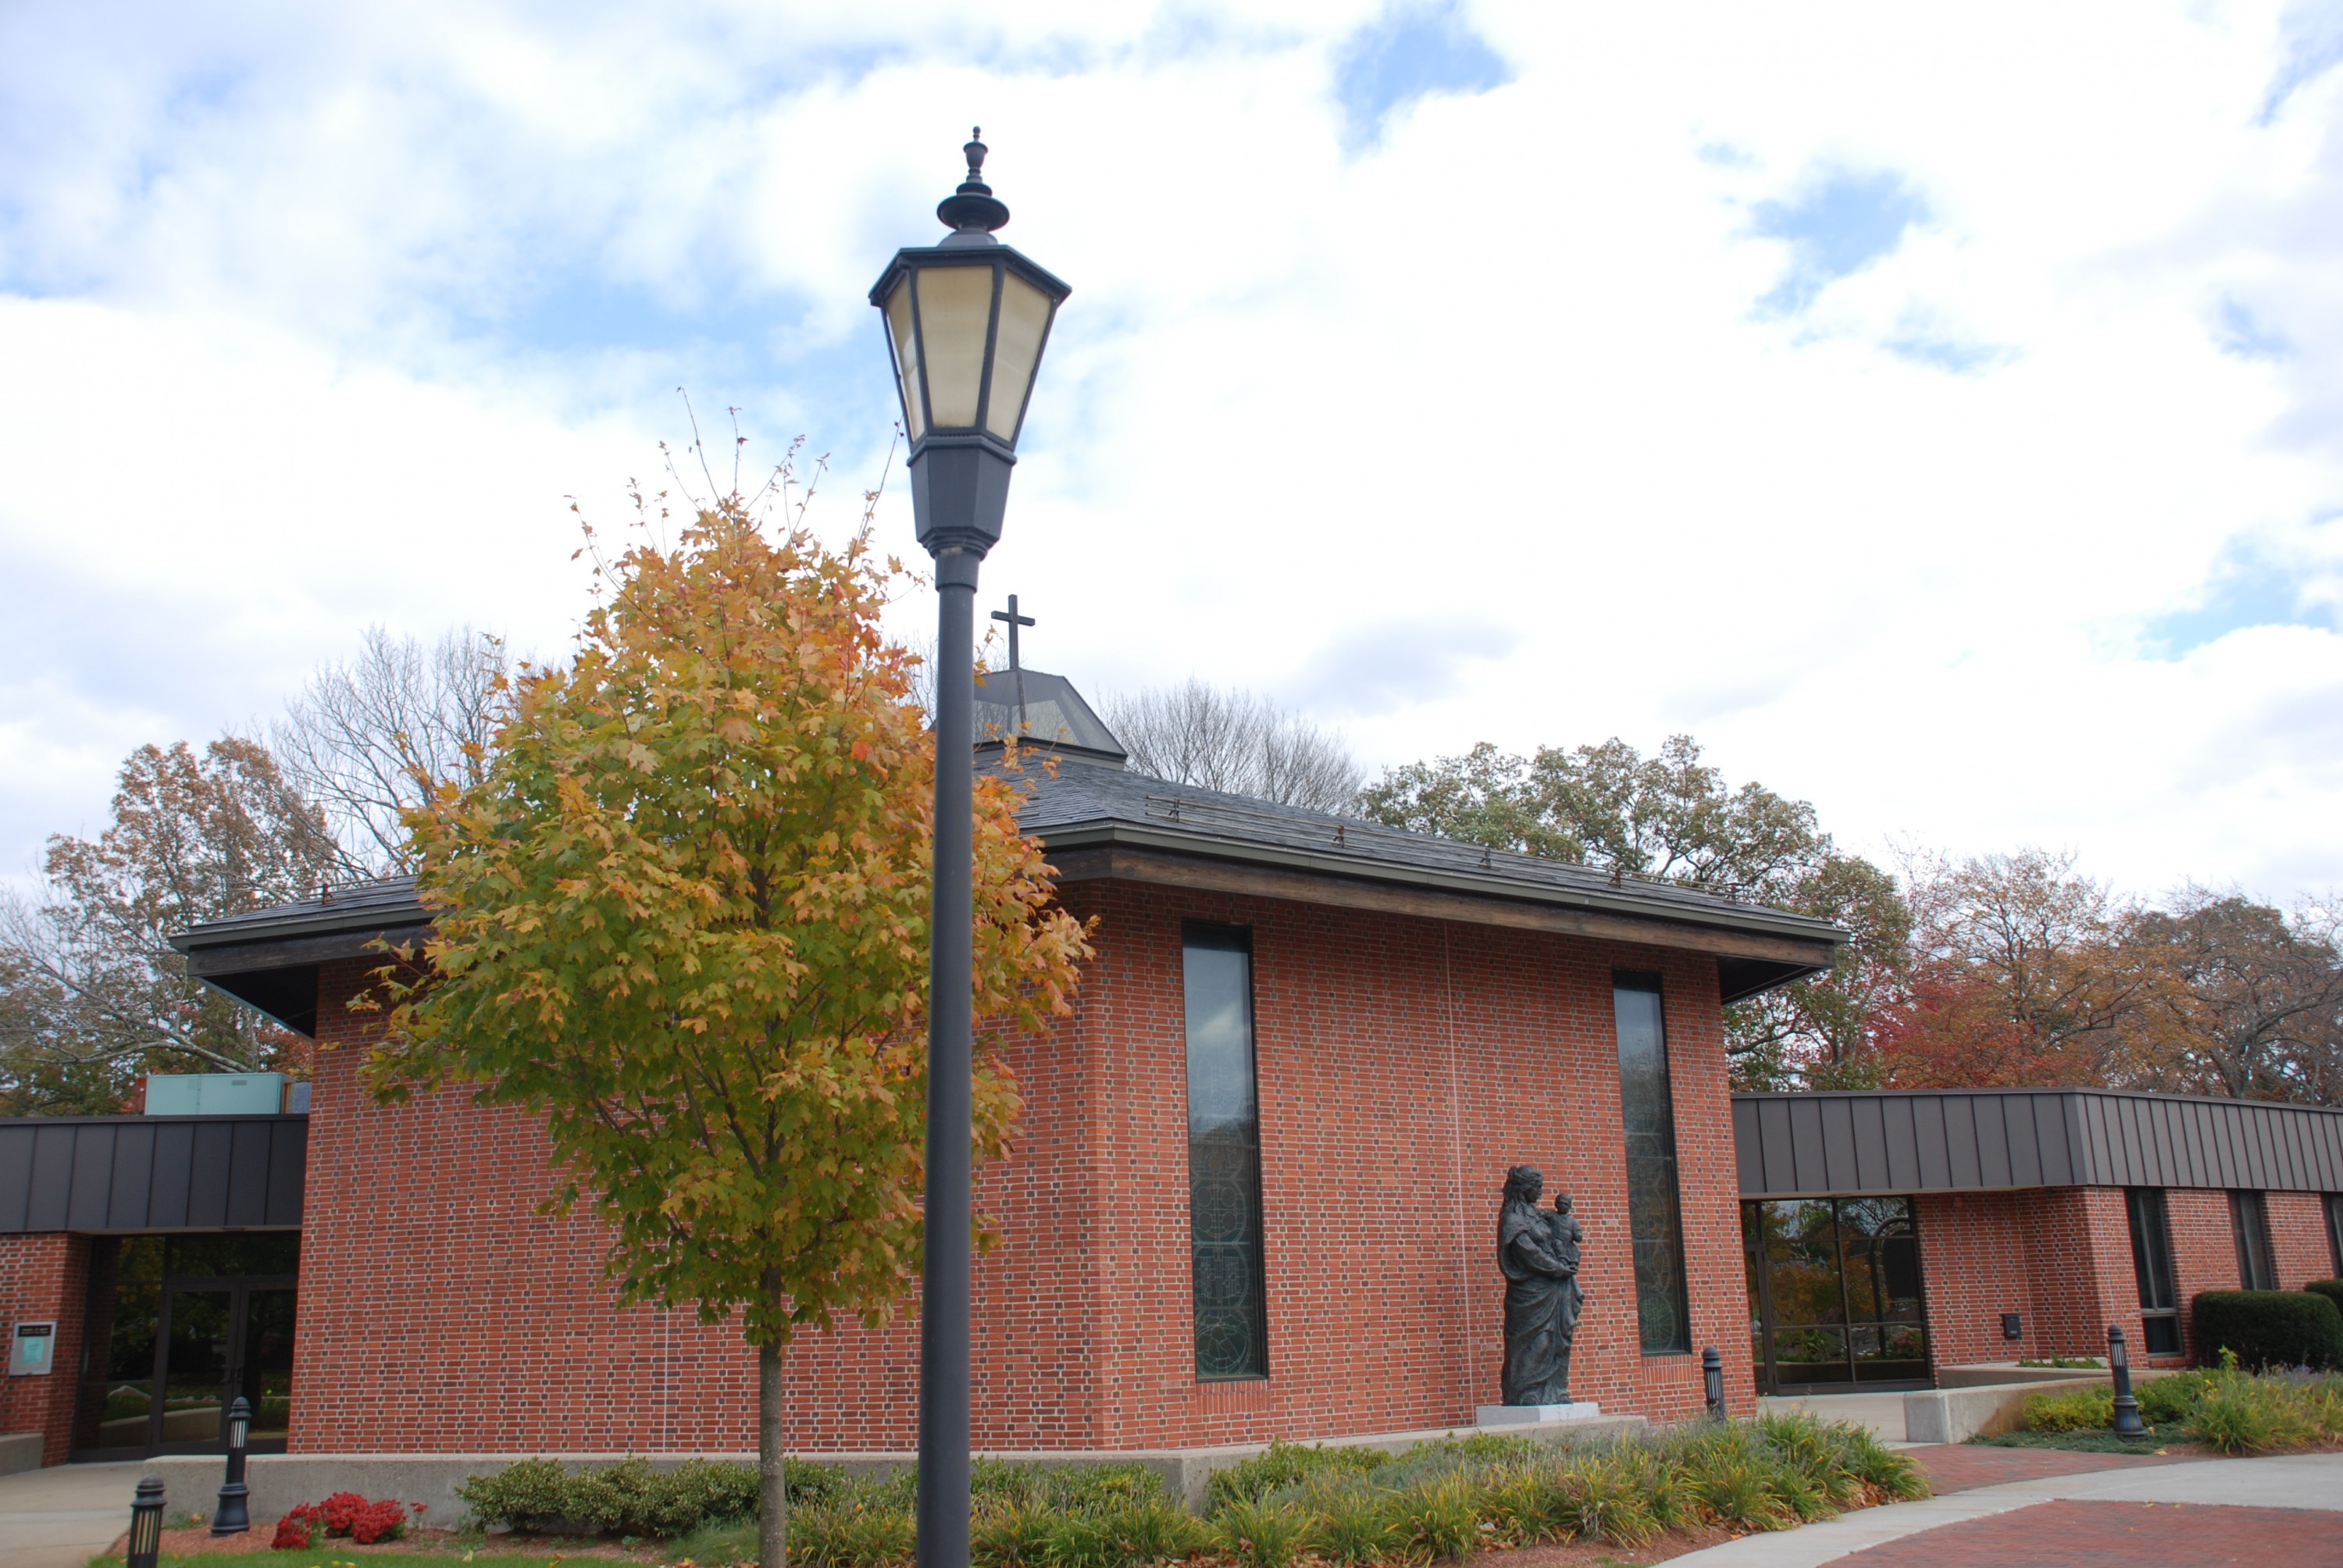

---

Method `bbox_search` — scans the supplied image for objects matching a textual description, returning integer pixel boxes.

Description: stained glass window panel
[1614,975,1692,1354]
[1185,925,1268,1380]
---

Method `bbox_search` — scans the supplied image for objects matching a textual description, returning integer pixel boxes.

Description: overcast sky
[4,2,2341,906]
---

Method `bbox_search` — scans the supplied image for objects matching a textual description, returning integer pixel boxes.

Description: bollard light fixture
[211,1395,252,1535]
[1702,1345,1725,1421]
[128,1474,166,1568]
[871,130,1068,1568]
[2108,1325,2147,1440]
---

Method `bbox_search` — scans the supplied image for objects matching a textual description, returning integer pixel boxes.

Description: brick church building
[0,672,2338,1467]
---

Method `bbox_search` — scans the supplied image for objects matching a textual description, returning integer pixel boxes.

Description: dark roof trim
[1734,1088,2343,1199]
[1050,841,1838,982]
[0,1114,307,1234]
[1042,820,1840,953]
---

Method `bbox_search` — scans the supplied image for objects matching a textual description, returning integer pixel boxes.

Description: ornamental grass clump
[1211,1495,1312,1568]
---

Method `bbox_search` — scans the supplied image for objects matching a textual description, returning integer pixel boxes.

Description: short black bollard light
[2108,1325,2147,1440]
[127,1473,166,1568]
[211,1395,252,1535]
[1703,1345,1726,1421]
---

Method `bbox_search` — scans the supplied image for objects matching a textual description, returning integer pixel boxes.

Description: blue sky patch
[1332,2,1512,151]
[2260,3,2343,123]
[2215,296,2291,361]
[1749,168,1928,316]
[1885,330,2010,375]
[2145,543,2327,657]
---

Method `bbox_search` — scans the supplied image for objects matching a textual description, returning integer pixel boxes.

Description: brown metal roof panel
[1944,1096,1984,1187]
[1852,1095,1890,1190]
[1789,1098,1830,1194]
[1913,1097,1953,1188]
[224,1121,271,1227]
[265,1121,306,1228]
[1819,1096,1859,1192]
[1758,1098,1798,1195]
[65,1128,112,1231]
[2002,1096,2043,1187]
[148,1121,193,1228]
[1733,1099,1765,1194]
[25,1126,73,1231]
[184,1121,234,1228]
[1974,1096,2013,1188]
[0,1128,33,1232]
[105,1124,156,1230]
[1885,1095,1922,1190]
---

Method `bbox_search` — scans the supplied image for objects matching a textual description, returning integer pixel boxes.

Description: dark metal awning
[0,1115,306,1233]
[1735,1088,2343,1199]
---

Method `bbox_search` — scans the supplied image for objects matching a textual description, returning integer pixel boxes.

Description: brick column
[0,1233,92,1465]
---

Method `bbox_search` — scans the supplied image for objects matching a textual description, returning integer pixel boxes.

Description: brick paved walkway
[1831,1499,2343,1566]
[1903,1442,2188,1494]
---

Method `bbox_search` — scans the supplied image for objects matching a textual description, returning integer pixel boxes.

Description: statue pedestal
[1476,1401,1602,1427]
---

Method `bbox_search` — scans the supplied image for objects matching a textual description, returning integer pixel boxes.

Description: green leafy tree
[370,498,1090,1568]
[1361,736,1906,1087]
[0,738,337,1112]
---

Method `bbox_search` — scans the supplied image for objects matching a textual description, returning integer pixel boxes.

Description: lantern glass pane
[883,279,925,441]
[984,272,1054,443]
[915,264,996,428]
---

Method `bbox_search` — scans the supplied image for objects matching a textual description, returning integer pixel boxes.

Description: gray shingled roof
[177,749,1838,958]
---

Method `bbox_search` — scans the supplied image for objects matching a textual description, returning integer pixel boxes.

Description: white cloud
[3,0,2342,911]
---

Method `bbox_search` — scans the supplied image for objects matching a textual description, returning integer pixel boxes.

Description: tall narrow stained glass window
[1183,923,1268,1379]
[2126,1188,2182,1356]
[1614,972,1691,1354]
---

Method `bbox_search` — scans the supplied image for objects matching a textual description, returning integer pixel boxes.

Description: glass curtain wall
[2125,1188,2182,1355]
[72,1233,299,1459]
[1613,973,1691,1354]
[1183,923,1268,1380]
[1742,1198,1928,1390]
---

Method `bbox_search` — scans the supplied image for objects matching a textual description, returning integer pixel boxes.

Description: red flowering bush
[271,1494,405,1548]
[350,1500,407,1544]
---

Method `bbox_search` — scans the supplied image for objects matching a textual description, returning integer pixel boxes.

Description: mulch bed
[116,1525,660,1559]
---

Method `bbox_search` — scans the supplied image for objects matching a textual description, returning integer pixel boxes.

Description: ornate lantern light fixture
[869,130,1069,1568]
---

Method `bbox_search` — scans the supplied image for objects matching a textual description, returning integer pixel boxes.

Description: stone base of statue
[1477,1401,1603,1427]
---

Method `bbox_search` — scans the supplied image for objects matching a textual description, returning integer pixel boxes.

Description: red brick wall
[288,880,1753,1454]
[0,1232,90,1463]
[1913,1190,2129,1367]
[2268,1192,2334,1288]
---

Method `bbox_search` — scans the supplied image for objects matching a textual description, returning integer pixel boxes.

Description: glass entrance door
[1742,1197,1929,1393]
[72,1234,300,1460]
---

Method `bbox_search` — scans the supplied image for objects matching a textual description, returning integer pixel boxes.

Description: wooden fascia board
[1045,841,1841,970]
[183,923,434,979]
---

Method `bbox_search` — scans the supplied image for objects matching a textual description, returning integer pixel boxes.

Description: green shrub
[2308,1280,2343,1321]
[2136,1369,2216,1427]
[1206,1440,1389,1515]
[2192,1290,2343,1370]
[454,1455,826,1536]
[969,1497,1054,1568]
[792,1499,918,1568]
[1211,1496,1310,1568]
[1303,1486,1397,1565]
[2023,1386,2116,1433]
[1552,1456,1660,1548]
[1384,1474,1482,1562]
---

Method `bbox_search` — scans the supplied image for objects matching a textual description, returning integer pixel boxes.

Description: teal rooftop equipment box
[144,1071,287,1115]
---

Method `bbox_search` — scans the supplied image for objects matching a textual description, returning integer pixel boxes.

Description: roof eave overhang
[1036,818,1842,992]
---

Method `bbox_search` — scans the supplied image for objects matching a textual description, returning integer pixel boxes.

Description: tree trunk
[759,1336,786,1568]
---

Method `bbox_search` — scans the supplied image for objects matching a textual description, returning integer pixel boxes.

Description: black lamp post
[127,1474,166,1568]
[211,1394,252,1534]
[870,130,1069,1568]
[2109,1325,2147,1439]
[1703,1346,1725,1421]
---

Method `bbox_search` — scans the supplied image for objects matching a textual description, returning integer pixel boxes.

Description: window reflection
[1185,925,1267,1381]
[1743,1197,1928,1389]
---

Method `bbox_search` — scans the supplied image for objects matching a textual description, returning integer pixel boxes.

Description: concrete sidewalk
[0,1460,146,1568]
[1665,1450,2343,1566]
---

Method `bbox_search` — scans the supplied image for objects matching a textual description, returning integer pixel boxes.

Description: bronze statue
[1498,1166,1588,1405]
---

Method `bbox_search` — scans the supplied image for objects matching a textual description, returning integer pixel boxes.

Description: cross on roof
[991,594,1036,672]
